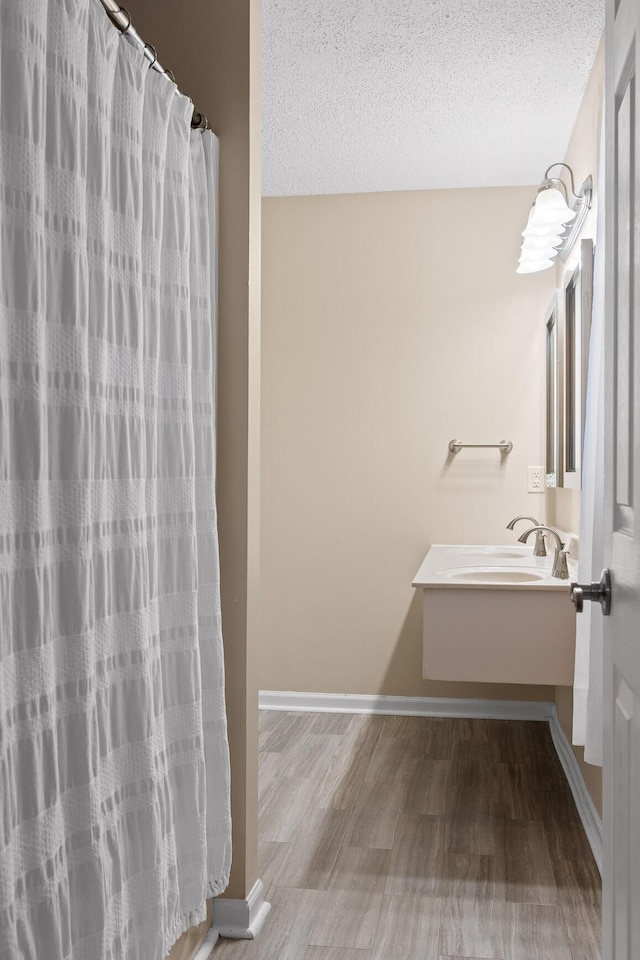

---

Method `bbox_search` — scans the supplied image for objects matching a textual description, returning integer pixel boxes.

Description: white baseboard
[211,879,271,940]
[260,690,603,874]
[192,928,219,959]
[549,706,603,873]
[259,689,554,721]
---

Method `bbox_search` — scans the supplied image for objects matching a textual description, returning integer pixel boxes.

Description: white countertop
[412,543,576,591]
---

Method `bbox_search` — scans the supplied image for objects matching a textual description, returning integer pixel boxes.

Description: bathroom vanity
[413,544,577,685]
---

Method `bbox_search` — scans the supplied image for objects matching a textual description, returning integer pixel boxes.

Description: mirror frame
[545,291,561,488]
[561,238,594,489]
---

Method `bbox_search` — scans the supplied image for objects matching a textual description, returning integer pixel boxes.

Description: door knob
[570,569,612,615]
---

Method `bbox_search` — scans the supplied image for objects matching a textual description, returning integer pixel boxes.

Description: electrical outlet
[528,465,545,493]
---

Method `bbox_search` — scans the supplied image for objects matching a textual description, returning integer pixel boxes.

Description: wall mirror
[561,238,594,489]
[545,292,561,488]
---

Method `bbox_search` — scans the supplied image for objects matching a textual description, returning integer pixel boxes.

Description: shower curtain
[0,2,231,958]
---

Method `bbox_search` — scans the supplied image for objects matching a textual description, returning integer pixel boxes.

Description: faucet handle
[552,548,570,580]
[532,529,547,557]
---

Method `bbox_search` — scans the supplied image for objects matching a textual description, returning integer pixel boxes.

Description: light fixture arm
[557,173,592,262]
[543,162,580,199]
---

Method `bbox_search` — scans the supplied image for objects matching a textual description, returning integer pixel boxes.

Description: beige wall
[261,185,556,700]
[127,0,262,927]
[551,36,604,817]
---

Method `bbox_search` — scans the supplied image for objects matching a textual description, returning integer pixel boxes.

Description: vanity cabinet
[413,544,577,686]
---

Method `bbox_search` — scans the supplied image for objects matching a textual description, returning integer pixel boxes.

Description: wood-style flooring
[211,711,601,960]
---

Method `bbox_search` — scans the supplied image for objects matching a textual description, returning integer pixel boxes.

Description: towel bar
[448,439,513,454]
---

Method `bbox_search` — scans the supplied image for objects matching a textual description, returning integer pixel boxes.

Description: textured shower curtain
[0,2,231,959]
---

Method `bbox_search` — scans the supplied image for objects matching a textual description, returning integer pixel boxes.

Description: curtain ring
[190,111,209,131]
[108,5,131,34]
[144,43,158,68]
[165,70,176,84]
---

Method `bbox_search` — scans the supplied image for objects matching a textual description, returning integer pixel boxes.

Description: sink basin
[413,544,573,590]
[477,549,531,559]
[449,567,546,584]
[440,546,531,559]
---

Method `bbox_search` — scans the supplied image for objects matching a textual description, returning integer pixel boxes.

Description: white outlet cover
[528,466,545,493]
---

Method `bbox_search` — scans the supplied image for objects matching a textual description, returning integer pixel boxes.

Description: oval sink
[477,549,531,559]
[450,568,545,584]
[441,546,531,559]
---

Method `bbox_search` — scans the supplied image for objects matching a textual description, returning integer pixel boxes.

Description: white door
[603,0,640,956]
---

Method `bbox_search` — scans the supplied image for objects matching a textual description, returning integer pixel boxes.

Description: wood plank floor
[210,712,601,960]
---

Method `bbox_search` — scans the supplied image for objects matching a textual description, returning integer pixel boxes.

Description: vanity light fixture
[517,163,592,274]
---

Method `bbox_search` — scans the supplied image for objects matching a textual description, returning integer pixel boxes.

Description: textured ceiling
[262,0,604,197]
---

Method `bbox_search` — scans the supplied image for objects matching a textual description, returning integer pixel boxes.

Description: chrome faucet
[517,525,570,579]
[507,515,547,556]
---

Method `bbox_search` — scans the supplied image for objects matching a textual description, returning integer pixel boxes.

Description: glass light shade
[522,205,569,235]
[519,254,558,271]
[516,257,555,274]
[535,186,572,213]
[522,233,561,251]
[520,248,559,264]
[531,188,577,226]
[521,226,546,238]
[531,252,559,263]
[530,209,576,230]
[522,225,563,242]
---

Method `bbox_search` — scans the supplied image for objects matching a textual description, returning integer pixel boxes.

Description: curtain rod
[98,1,208,130]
